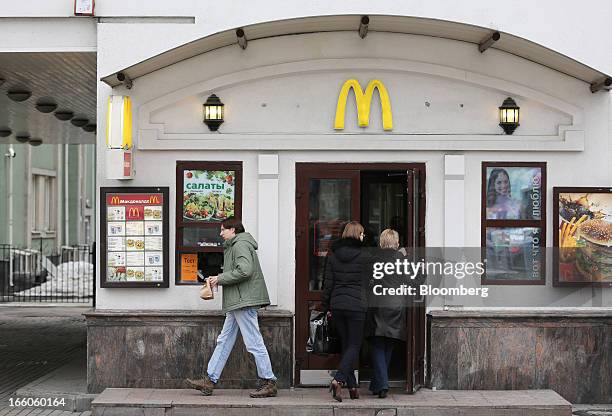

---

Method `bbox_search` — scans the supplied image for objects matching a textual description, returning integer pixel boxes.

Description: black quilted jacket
[322,237,368,313]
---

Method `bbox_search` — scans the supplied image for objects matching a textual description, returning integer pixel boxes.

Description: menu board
[101,187,169,288]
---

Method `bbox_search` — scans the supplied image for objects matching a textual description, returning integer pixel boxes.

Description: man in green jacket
[186,218,277,398]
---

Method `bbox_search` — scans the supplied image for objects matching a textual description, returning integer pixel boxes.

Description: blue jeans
[207,307,276,383]
[369,336,395,393]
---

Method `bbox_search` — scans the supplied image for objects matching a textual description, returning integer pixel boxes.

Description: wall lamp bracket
[478,31,500,53]
[116,72,133,89]
[236,28,248,50]
[590,77,612,93]
[359,16,369,39]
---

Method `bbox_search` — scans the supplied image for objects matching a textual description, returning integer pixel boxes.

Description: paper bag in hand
[200,278,214,300]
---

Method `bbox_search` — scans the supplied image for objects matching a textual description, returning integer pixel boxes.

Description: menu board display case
[100,187,170,288]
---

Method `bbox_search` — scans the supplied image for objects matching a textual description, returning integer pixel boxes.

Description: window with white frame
[31,171,56,234]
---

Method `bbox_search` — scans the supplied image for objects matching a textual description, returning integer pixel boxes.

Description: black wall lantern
[203,94,224,131]
[499,97,520,135]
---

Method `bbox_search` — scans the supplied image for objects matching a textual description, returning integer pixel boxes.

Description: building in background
[0,143,96,251]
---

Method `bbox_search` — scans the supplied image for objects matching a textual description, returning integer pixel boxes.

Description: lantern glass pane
[514,109,519,123]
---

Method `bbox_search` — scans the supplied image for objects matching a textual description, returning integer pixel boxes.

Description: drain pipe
[4,145,15,286]
[64,143,69,245]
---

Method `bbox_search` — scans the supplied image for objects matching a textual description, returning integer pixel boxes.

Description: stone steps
[92,388,572,416]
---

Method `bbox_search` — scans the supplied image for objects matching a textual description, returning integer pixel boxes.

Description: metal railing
[0,243,95,304]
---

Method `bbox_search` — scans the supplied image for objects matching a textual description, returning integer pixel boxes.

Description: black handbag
[306,310,340,355]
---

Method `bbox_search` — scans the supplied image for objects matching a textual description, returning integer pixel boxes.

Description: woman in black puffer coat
[322,221,368,402]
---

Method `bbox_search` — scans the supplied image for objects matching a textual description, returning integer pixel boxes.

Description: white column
[257,153,279,305]
[443,154,466,307]
[444,154,465,247]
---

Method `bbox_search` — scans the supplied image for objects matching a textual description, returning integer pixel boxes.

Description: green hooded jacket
[217,232,271,313]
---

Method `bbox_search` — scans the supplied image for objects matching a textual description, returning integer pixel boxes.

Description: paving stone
[525,409,571,416]
[271,407,333,416]
[96,407,169,416]
[333,408,379,416]
[398,409,458,416]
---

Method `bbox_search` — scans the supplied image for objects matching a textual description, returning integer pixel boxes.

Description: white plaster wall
[89,2,612,310]
[91,1,612,76]
[5,2,612,72]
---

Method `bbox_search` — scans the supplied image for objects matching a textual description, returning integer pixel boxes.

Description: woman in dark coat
[365,229,407,398]
[322,221,368,402]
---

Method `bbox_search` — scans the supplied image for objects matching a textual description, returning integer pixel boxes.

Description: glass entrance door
[295,166,360,374]
[295,163,426,392]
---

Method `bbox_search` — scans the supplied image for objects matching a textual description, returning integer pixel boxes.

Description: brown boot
[249,378,278,398]
[185,375,215,396]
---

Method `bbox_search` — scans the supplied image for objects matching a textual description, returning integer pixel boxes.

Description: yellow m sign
[334,79,393,131]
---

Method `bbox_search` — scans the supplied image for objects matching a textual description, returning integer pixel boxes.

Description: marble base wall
[86,310,293,394]
[427,310,611,404]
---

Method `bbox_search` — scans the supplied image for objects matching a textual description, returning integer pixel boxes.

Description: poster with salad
[183,170,236,222]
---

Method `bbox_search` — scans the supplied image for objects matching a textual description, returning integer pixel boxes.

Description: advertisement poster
[555,189,612,284]
[181,253,198,282]
[104,192,166,284]
[183,170,235,222]
[485,166,542,220]
[485,227,542,281]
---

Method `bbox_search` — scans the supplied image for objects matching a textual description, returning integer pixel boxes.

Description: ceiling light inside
[71,118,89,127]
[15,134,30,143]
[36,100,58,113]
[54,110,74,121]
[7,90,32,102]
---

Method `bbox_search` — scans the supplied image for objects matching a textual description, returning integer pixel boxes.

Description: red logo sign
[106,193,163,206]
[126,205,144,220]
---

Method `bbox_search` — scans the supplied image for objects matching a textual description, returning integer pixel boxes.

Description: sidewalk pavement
[0,305,89,415]
[0,305,610,416]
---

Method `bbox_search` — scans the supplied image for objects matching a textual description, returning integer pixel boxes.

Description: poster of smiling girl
[485,166,543,220]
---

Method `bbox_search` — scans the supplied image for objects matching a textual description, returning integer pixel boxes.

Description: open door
[295,164,360,382]
[295,163,426,391]
[405,168,426,393]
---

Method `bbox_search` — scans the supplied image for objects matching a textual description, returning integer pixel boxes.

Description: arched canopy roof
[101,14,611,89]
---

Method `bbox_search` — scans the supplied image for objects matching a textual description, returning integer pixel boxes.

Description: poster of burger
[554,187,612,286]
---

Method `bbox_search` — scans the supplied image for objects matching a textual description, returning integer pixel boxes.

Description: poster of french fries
[555,189,612,284]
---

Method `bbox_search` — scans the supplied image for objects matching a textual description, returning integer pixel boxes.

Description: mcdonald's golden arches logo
[149,195,160,204]
[111,196,120,205]
[129,207,140,217]
[334,79,393,131]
